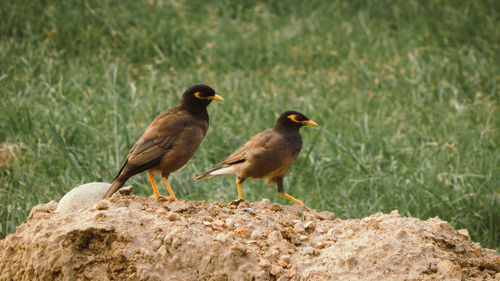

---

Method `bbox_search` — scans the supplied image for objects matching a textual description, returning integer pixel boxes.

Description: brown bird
[103,84,223,199]
[196,110,318,210]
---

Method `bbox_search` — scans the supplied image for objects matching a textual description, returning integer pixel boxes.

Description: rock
[278,255,290,267]
[118,185,133,195]
[212,219,225,228]
[1,197,499,281]
[457,229,469,240]
[316,211,335,220]
[166,212,180,221]
[303,247,314,255]
[251,230,263,240]
[436,259,462,279]
[56,182,119,213]
[293,222,306,234]
[234,225,253,238]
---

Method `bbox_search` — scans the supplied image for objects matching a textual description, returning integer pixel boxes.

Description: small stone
[344,254,357,269]
[230,244,247,255]
[156,208,167,215]
[151,240,162,250]
[495,272,500,280]
[299,235,308,241]
[212,219,225,227]
[270,265,283,277]
[216,233,227,242]
[230,198,245,206]
[166,212,180,221]
[303,247,314,255]
[242,207,256,215]
[234,225,253,238]
[281,215,295,227]
[225,218,235,228]
[259,259,270,267]
[203,220,212,226]
[436,259,462,278]
[271,204,282,212]
[260,198,271,205]
[315,227,324,233]
[95,201,108,210]
[395,229,407,240]
[278,255,290,267]
[303,221,314,230]
[251,230,263,240]
[433,221,454,234]
[315,242,328,249]
[317,211,335,220]
[294,222,306,234]
[457,229,469,240]
[202,215,213,222]
[118,185,133,195]
[170,201,189,212]
[390,210,401,217]
[157,244,167,257]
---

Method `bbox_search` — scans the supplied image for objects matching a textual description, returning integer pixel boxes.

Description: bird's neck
[274,123,301,134]
[181,104,209,121]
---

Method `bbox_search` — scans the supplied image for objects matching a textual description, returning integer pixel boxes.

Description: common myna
[196,110,318,209]
[103,84,223,200]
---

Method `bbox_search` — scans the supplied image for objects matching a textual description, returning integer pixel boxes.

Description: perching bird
[103,84,223,200]
[196,110,318,210]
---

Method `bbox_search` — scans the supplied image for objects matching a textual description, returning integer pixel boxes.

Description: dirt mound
[1,195,498,281]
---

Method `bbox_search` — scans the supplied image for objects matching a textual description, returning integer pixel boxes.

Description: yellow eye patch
[194,92,224,101]
[287,114,319,126]
[287,114,301,123]
[194,92,203,99]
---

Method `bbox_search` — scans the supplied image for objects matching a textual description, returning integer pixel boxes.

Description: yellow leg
[148,171,161,197]
[236,178,243,199]
[162,177,176,201]
[279,192,311,211]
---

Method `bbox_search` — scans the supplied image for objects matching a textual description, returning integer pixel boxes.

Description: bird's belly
[242,155,294,179]
[156,137,203,174]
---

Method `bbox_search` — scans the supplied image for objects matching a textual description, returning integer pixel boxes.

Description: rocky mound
[1,195,498,280]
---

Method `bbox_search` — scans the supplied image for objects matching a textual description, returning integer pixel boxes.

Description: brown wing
[221,129,275,165]
[115,107,203,180]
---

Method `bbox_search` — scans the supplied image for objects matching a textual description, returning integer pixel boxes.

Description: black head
[275,110,319,130]
[180,84,223,111]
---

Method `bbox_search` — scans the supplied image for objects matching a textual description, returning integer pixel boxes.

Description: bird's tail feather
[102,179,125,199]
[195,166,235,180]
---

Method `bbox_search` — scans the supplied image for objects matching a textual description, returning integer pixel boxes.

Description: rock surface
[1,195,498,280]
[56,182,132,214]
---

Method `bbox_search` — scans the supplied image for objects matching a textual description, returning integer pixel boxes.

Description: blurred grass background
[0,0,498,250]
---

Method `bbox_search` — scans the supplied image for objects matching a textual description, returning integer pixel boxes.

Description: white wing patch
[209,166,236,176]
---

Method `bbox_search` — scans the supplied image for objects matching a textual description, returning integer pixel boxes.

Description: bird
[196,110,318,210]
[103,84,223,200]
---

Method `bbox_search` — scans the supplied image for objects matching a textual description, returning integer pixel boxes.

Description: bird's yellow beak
[303,120,319,126]
[207,94,224,101]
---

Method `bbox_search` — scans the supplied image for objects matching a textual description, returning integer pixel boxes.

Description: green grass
[1,0,498,250]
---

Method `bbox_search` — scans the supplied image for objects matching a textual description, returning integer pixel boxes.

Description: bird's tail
[102,179,126,199]
[195,166,236,181]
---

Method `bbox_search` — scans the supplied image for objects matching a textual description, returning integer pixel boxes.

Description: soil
[1,194,499,281]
